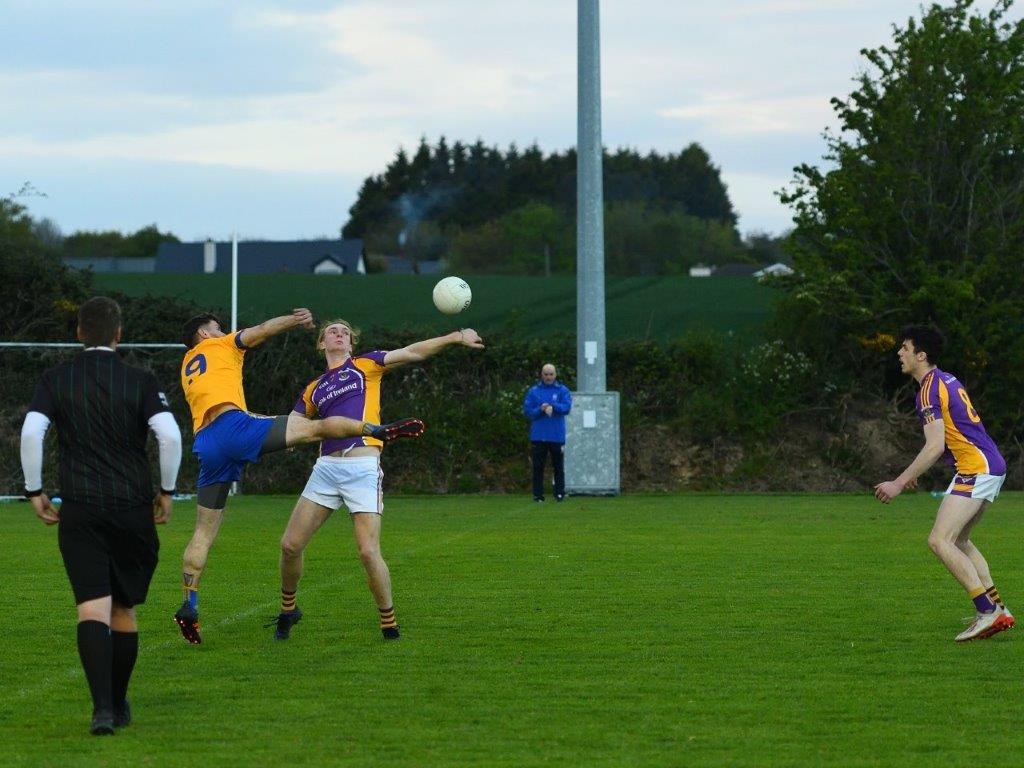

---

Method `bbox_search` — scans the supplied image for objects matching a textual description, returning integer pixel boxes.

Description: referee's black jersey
[28,350,172,508]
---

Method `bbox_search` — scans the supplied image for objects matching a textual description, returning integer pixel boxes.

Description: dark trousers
[531,441,565,500]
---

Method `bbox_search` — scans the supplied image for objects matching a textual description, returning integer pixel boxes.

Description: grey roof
[156,239,364,274]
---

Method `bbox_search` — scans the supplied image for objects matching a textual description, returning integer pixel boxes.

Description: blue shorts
[193,410,276,487]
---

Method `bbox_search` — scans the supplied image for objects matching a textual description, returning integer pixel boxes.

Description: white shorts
[945,472,1005,503]
[301,455,383,514]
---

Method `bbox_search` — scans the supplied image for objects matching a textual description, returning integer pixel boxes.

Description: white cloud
[660,93,837,136]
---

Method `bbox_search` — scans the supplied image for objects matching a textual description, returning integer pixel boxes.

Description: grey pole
[566,0,620,495]
[576,0,606,393]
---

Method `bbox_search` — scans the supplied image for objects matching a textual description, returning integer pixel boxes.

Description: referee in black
[19,296,182,735]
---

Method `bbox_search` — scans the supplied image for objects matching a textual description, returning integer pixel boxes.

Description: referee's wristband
[159,488,176,496]
[24,488,43,498]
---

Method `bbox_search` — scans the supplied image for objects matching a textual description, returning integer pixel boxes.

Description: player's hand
[30,493,60,525]
[458,328,485,349]
[293,308,315,330]
[904,477,919,491]
[153,492,173,524]
[542,404,554,416]
[873,480,904,504]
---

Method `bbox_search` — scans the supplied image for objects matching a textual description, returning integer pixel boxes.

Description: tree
[775,0,1024,437]
[0,195,90,341]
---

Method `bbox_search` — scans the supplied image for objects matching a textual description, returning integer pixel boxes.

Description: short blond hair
[317,318,361,355]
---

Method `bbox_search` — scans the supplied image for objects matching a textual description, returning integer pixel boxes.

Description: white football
[432,276,472,315]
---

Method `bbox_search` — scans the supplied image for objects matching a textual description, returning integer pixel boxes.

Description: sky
[1,1,1018,242]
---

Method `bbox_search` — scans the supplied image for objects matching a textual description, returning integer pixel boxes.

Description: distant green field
[94,273,774,341]
[2,493,1021,767]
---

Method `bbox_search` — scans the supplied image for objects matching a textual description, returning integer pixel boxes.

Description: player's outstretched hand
[367,418,425,442]
[458,328,485,349]
[293,308,315,330]
[30,493,60,525]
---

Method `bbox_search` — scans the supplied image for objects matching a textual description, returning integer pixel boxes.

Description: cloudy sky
[1,1,1017,241]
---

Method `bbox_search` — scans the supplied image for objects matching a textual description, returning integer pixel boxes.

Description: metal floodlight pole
[577,0,606,393]
[566,0,620,495]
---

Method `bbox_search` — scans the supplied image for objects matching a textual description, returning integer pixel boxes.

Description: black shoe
[113,700,131,728]
[533,497,544,503]
[266,608,303,640]
[90,710,115,736]
[555,494,565,502]
[382,626,401,640]
[174,601,202,645]
[367,418,425,442]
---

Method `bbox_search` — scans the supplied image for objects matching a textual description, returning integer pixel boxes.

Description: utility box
[564,392,620,495]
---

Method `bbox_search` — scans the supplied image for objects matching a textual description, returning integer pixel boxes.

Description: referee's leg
[75,596,116,733]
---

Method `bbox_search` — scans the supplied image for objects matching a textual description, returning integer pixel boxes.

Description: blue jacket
[523,381,572,443]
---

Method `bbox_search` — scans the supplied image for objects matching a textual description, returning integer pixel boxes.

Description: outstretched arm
[383,328,484,367]
[874,420,945,503]
[238,308,315,348]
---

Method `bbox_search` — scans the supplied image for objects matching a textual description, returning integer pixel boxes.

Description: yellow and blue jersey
[917,368,1005,476]
[294,351,388,454]
[181,331,249,434]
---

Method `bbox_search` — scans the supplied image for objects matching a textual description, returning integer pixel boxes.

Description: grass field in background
[3,493,1021,767]
[94,273,774,342]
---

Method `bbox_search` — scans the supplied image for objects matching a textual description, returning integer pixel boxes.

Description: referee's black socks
[111,630,139,709]
[77,621,113,714]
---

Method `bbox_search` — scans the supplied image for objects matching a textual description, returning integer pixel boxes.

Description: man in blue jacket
[523,363,573,502]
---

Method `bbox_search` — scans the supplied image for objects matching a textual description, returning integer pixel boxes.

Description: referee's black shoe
[174,601,202,644]
[268,608,303,640]
[91,709,115,736]
[114,700,131,728]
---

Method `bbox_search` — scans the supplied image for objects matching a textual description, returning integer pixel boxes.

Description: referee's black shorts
[57,500,159,607]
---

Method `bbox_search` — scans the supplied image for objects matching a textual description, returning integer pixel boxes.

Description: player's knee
[281,536,304,559]
[927,532,947,554]
[358,543,381,566]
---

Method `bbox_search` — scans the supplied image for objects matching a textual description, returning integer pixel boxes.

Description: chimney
[203,239,217,273]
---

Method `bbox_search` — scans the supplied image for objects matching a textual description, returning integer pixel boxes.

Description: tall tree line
[342,138,750,275]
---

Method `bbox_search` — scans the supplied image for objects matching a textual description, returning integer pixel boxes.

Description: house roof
[156,239,364,273]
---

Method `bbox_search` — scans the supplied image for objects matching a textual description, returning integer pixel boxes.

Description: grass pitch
[2,493,1021,767]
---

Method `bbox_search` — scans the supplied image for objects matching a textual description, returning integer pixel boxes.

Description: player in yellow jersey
[174,309,424,644]
[875,325,1012,643]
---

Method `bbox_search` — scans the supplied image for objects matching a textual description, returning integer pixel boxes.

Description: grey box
[564,392,620,495]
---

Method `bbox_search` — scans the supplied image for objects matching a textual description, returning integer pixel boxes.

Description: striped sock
[281,589,297,614]
[986,585,1005,610]
[970,587,997,613]
[379,606,398,631]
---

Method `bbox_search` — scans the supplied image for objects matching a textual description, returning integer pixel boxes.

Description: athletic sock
[77,620,113,713]
[182,584,198,611]
[986,585,1006,609]
[970,587,997,614]
[379,605,398,631]
[281,589,297,613]
[110,631,139,707]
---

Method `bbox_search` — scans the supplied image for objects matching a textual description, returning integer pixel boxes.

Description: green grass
[94,273,774,341]
[2,493,1022,767]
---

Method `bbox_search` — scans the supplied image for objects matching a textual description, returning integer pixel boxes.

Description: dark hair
[182,313,221,349]
[78,296,122,347]
[899,325,944,365]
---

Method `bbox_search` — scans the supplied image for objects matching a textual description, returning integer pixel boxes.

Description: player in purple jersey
[270,318,485,641]
[875,326,1012,642]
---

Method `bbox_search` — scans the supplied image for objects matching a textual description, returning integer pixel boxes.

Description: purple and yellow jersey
[916,368,1005,476]
[294,351,389,455]
[181,331,249,434]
